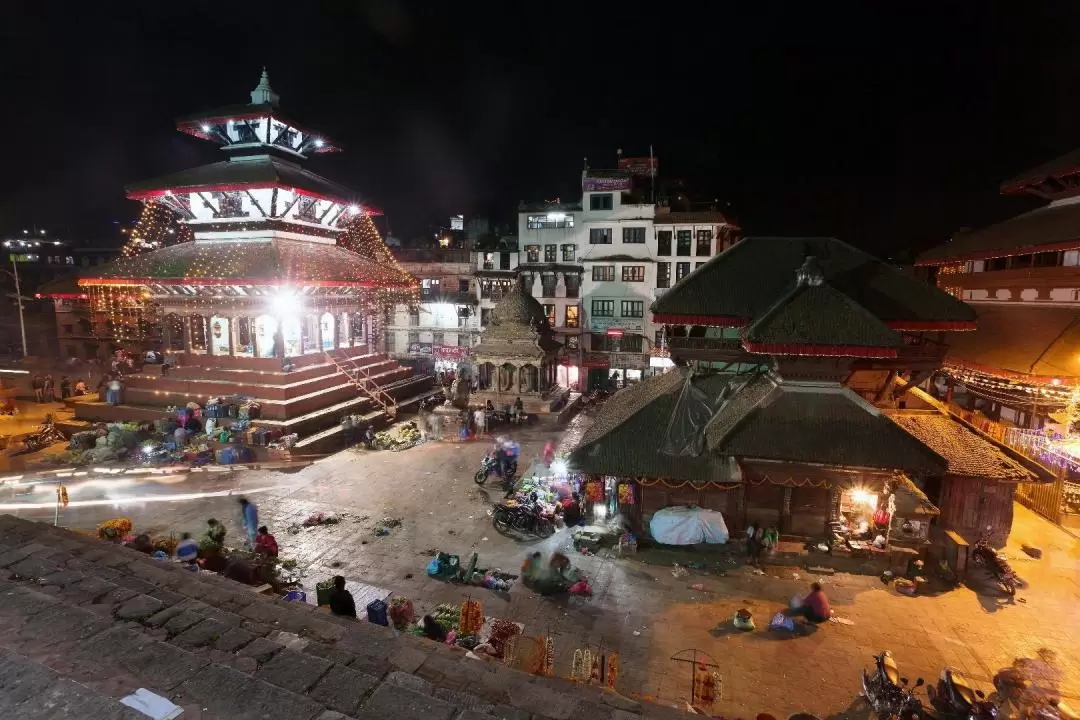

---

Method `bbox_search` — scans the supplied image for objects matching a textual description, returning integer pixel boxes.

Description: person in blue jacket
[238,497,258,548]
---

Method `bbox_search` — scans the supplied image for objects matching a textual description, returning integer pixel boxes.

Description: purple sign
[582,175,632,192]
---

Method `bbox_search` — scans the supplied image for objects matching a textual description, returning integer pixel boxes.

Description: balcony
[419,291,478,306]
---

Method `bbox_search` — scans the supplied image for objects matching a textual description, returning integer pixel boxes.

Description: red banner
[618,157,658,176]
[433,345,470,361]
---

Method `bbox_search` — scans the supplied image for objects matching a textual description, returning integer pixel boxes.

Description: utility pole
[10,258,27,358]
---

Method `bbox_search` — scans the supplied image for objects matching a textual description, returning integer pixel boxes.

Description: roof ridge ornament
[250,67,280,107]
[795,255,825,287]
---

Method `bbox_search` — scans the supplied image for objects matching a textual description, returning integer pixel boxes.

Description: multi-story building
[516,202,583,389]
[515,167,738,391]
[3,232,123,359]
[474,237,519,330]
[916,149,1080,432]
[385,248,480,373]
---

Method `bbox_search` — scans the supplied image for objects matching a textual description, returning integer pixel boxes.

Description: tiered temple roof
[654,236,975,358]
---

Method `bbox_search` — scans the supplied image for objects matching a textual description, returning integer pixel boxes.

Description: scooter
[927,667,998,720]
[972,531,1018,596]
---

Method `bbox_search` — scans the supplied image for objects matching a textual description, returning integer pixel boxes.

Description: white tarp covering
[649,506,730,545]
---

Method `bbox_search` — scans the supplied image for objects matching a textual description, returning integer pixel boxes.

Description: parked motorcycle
[491,497,554,537]
[927,667,998,720]
[22,416,66,454]
[862,651,924,720]
[972,531,1018,596]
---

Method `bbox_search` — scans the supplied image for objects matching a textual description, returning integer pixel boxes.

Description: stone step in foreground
[0,514,691,720]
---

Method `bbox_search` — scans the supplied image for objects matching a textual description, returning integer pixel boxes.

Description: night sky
[3,2,1080,255]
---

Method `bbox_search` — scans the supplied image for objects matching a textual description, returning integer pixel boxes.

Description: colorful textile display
[617,482,635,505]
[584,480,604,503]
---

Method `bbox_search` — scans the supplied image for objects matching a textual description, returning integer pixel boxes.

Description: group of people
[175,498,279,571]
[31,374,87,403]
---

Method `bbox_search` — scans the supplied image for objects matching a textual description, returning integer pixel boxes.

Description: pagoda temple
[71,71,435,451]
[572,236,1046,551]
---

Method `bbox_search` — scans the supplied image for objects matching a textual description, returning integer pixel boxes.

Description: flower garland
[606,654,619,689]
[571,649,592,682]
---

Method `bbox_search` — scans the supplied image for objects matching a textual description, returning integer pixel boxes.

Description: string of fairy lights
[83,201,419,348]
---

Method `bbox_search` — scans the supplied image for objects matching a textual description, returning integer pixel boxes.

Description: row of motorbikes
[863,650,1074,720]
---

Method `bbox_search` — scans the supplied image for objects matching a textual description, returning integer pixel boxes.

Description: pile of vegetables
[373,424,422,450]
[432,603,461,631]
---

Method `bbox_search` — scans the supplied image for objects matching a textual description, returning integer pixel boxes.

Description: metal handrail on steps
[323,351,397,419]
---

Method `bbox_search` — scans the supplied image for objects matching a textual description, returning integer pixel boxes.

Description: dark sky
[4,1,1080,254]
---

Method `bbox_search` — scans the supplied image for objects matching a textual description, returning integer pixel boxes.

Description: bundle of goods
[68,430,102,451]
[98,517,133,541]
[733,608,755,631]
[239,402,260,420]
[275,433,299,450]
[479,571,515,592]
[218,445,255,465]
[459,599,483,635]
[487,618,520,657]
[388,597,415,629]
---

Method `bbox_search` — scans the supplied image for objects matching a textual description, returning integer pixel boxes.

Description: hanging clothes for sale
[617,482,635,505]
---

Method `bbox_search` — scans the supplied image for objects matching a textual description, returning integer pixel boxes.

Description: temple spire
[250,67,280,107]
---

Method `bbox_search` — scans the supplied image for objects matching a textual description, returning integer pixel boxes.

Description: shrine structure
[71,71,435,450]
[471,280,564,413]
[571,236,1046,551]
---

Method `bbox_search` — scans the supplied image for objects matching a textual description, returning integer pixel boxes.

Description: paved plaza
[6,418,1079,718]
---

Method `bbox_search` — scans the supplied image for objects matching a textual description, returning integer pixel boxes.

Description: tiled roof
[1001,148,1080,193]
[887,411,1035,482]
[569,369,739,481]
[571,370,948,479]
[944,303,1080,379]
[653,212,734,225]
[744,282,901,355]
[705,375,947,473]
[652,236,976,342]
[125,156,359,205]
[76,238,416,289]
[916,201,1080,265]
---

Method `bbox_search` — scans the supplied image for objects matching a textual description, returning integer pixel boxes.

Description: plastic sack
[659,372,718,457]
[733,609,755,631]
[768,612,795,631]
[426,557,442,577]
[790,594,805,609]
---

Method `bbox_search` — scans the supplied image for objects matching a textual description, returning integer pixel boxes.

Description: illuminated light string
[85,204,418,345]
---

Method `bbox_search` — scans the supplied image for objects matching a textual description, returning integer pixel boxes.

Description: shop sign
[582,352,610,368]
[589,316,644,333]
[433,345,470,360]
[610,353,647,369]
[582,174,632,192]
[408,342,433,356]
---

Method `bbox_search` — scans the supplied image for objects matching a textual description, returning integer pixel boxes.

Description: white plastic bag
[790,594,805,609]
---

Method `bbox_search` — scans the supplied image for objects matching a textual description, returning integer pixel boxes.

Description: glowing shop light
[551,459,568,476]
[271,288,296,314]
[547,212,566,221]
[200,124,211,132]
[314,138,325,148]
[850,488,876,507]
[593,504,608,520]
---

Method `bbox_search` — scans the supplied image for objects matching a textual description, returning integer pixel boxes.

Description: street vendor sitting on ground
[199,518,226,551]
[787,582,832,624]
[175,533,198,564]
[254,526,279,558]
[561,492,583,528]
[328,575,357,619]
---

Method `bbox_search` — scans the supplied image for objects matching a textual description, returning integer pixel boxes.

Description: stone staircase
[72,349,440,453]
[0,515,690,720]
